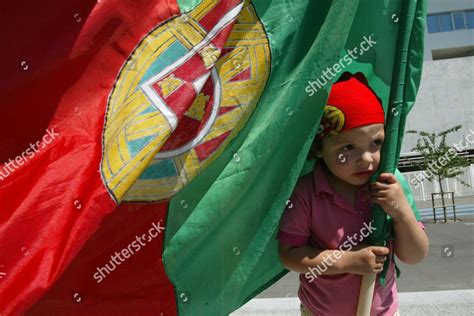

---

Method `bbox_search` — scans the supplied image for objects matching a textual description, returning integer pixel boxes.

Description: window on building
[466,11,474,29]
[427,10,474,33]
[439,13,454,32]
[427,15,440,33]
[453,12,466,29]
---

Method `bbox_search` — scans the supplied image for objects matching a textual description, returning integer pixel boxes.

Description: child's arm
[278,242,390,275]
[392,210,428,264]
[370,173,429,265]
[278,243,347,274]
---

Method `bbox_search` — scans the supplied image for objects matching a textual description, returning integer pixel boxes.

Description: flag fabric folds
[0,0,426,315]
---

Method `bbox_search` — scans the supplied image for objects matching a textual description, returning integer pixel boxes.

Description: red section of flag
[160,82,199,118]
[230,67,251,82]
[161,74,216,152]
[26,202,176,315]
[218,106,238,115]
[195,131,232,161]
[0,1,180,315]
[162,115,203,149]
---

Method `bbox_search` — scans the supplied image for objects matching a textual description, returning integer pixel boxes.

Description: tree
[406,125,471,222]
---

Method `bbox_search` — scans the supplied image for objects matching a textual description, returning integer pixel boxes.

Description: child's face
[320,123,385,187]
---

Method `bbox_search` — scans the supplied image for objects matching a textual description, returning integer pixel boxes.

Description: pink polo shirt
[277,161,425,316]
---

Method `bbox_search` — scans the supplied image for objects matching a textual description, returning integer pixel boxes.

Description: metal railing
[431,192,457,223]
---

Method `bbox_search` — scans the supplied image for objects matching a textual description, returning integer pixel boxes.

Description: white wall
[402,56,474,154]
[428,0,474,13]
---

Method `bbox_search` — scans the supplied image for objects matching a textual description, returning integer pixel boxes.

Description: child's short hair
[307,137,322,161]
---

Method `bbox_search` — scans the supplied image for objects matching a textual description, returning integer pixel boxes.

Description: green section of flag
[365,0,427,285]
[163,0,427,314]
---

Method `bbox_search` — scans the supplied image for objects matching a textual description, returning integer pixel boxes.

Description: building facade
[401,0,474,201]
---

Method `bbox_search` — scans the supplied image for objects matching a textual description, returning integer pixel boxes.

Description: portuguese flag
[0,0,426,315]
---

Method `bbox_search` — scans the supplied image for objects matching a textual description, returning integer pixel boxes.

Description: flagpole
[355,0,421,314]
[356,274,376,316]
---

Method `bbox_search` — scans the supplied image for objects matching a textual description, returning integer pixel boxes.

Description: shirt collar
[313,160,335,196]
[312,160,371,201]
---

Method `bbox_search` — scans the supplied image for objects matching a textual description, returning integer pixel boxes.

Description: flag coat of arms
[0,0,426,315]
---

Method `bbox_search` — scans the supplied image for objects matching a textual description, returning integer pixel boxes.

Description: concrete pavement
[231,290,474,315]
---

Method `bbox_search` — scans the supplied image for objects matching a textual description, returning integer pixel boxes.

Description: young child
[277,73,429,316]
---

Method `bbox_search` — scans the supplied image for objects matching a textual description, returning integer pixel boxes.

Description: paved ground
[231,290,474,315]
[396,289,473,315]
[231,199,474,315]
[395,217,474,292]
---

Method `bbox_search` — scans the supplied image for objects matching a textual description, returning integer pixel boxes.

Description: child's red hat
[316,73,385,139]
